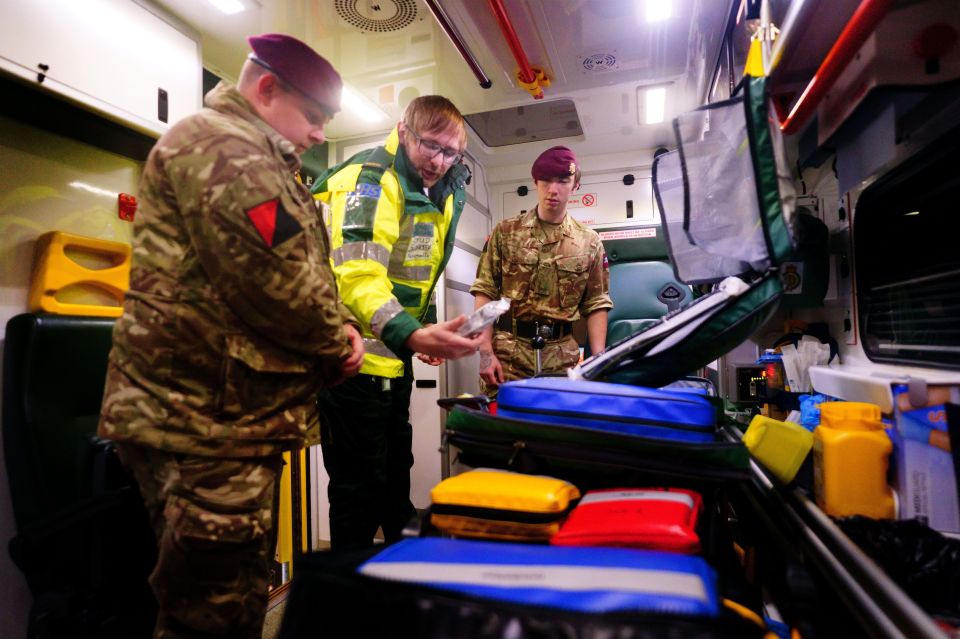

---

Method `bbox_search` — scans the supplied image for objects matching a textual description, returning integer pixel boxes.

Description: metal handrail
[718,422,947,638]
[423,0,492,89]
[740,454,948,639]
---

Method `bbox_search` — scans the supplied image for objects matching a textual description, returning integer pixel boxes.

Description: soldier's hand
[406,315,483,360]
[478,348,504,387]
[340,324,365,378]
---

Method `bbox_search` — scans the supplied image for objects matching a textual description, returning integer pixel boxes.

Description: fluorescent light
[645,87,666,124]
[341,85,388,123]
[644,0,672,23]
[206,0,245,15]
[904,211,920,216]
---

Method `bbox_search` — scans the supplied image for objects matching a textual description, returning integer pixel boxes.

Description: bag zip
[497,403,713,433]
[430,501,574,523]
[446,430,749,482]
[449,407,745,457]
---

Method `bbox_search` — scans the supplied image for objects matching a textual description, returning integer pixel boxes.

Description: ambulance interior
[2,0,960,637]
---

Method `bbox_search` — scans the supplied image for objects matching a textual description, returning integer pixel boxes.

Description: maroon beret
[247,33,342,114]
[531,146,578,181]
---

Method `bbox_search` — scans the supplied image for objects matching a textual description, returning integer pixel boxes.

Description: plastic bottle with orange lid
[813,402,896,519]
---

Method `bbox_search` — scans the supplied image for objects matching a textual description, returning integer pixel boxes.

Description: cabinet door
[0,0,201,135]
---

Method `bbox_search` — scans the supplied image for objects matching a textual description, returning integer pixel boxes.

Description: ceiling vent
[335,0,418,33]
[581,52,619,73]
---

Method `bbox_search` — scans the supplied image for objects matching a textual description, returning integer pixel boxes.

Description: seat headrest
[607,261,688,321]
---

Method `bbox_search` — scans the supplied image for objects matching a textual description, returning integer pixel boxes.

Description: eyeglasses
[408,129,463,165]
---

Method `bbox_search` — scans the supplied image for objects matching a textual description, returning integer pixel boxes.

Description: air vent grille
[335,0,417,33]
[581,53,618,72]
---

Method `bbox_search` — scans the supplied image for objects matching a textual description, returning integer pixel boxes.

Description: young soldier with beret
[98,33,362,638]
[471,146,612,395]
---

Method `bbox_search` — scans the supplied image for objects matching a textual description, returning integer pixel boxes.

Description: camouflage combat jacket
[470,207,612,323]
[98,82,354,457]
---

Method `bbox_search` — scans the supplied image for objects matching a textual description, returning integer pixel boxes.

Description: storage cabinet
[0,0,202,137]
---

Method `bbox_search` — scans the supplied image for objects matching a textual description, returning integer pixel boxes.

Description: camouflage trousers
[115,443,284,639]
[481,332,581,398]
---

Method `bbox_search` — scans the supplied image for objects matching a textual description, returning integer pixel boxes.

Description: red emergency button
[118,193,137,222]
[912,23,957,61]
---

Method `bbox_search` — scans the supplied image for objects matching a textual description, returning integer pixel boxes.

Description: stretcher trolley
[278,77,948,639]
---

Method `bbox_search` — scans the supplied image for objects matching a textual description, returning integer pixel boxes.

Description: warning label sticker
[598,227,657,240]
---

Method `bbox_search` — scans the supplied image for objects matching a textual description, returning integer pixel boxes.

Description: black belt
[495,314,572,340]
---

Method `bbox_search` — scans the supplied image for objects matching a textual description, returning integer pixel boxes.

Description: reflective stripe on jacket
[313,127,469,377]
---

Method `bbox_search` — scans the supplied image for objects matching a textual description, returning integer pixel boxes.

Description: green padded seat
[605,261,689,347]
[4,313,115,528]
[3,312,156,637]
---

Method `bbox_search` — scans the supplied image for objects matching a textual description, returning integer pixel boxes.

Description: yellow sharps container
[813,402,896,519]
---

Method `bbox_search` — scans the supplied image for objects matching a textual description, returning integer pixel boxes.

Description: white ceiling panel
[148,0,732,165]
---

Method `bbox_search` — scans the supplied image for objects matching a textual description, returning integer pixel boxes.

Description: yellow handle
[28,231,131,317]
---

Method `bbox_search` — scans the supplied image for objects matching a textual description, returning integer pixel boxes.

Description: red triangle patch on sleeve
[246,199,279,247]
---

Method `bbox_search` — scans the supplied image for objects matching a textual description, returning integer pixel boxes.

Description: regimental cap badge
[568,162,577,175]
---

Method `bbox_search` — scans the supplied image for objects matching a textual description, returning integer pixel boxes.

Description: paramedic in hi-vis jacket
[312,96,483,550]
[471,146,612,397]
[98,34,363,639]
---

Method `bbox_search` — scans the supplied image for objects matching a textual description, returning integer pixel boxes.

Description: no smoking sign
[568,193,598,208]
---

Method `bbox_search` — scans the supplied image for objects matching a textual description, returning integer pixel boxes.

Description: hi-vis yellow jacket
[312,127,470,378]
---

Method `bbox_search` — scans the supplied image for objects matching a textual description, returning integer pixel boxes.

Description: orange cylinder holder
[28,231,131,318]
[488,0,548,99]
[516,66,550,100]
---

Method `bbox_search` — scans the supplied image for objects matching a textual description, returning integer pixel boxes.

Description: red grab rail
[487,0,546,99]
[780,0,895,134]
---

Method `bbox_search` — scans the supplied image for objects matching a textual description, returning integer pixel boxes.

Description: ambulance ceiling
[152,0,732,167]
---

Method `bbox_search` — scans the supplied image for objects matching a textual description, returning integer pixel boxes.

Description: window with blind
[855,127,960,369]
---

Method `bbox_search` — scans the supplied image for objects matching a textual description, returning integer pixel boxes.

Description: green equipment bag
[570,76,797,387]
[445,406,750,489]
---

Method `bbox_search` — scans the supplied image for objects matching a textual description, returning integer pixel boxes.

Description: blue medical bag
[358,537,720,615]
[496,377,716,443]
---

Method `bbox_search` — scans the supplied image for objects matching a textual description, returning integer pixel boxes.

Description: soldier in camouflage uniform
[471,146,612,396]
[97,34,363,639]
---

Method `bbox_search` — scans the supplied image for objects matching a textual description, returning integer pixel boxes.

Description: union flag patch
[245,198,302,248]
